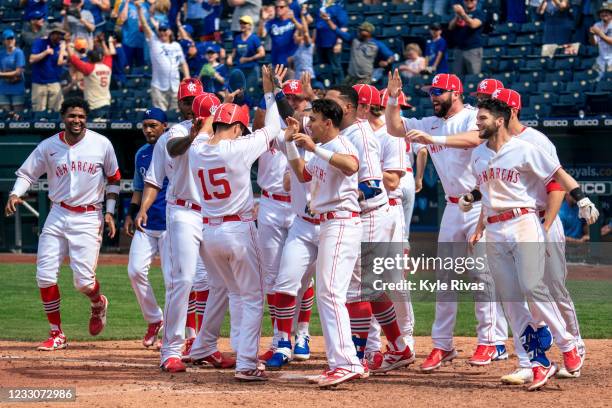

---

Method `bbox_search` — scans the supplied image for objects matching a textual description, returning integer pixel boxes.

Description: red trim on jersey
[107,169,121,183]
[302,168,312,182]
[546,180,564,193]
[70,54,95,76]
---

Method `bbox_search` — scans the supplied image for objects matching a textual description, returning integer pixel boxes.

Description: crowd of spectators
[0,0,609,120]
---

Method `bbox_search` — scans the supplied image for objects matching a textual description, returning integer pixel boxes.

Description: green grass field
[0,263,610,341]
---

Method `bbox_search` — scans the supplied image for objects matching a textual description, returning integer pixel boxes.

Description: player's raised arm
[408,129,482,148]
[385,69,407,138]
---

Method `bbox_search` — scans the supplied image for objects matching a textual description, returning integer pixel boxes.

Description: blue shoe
[493,344,508,361]
[293,334,310,361]
[265,340,291,371]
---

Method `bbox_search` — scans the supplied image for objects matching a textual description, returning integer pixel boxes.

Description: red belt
[447,196,460,204]
[487,208,531,224]
[262,190,291,203]
[389,198,401,206]
[175,199,202,212]
[203,215,242,224]
[60,202,98,213]
[301,216,320,225]
[319,211,360,222]
[538,210,546,218]
[406,168,413,172]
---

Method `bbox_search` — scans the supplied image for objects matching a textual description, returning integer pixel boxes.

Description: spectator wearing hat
[399,43,426,81]
[20,0,48,21]
[117,0,150,67]
[180,39,206,77]
[539,0,575,57]
[29,23,68,112]
[590,2,612,80]
[200,46,227,94]
[448,0,485,76]
[21,10,48,59]
[330,20,394,86]
[0,30,26,117]
[228,0,262,36]
[258,0,303,67]
[316,1,348,84]
[62,0,96,46]
[135,0,189,111]
[424,23,449,74]
[227,15,265,92]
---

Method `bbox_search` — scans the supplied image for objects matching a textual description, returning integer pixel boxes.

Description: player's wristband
[314,146,334,162]
[431,136,448,145]
[10,177,30,197]
[129,203,140,219]
[569,187,585,202]
[106,198,116,215]
[387,96,398,106]
[286,140,300,160]
[106,184,121,195]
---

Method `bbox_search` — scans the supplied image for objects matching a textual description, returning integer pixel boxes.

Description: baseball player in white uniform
[124,108,169,348]
[187,67,282,382]
[285,98,366,387]
[467,97,598,390]
[385,71,507,370]
[5,97,120,350]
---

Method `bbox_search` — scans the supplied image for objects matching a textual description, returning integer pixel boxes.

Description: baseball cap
[422,73,463,93]
[158,23,171,31]
[182,24,193,35]
[49,22,67,35]
[213,103,251,134]
[380,88,413,108]
[192,93,221,118]
[430,22,442,31]
[206,46,218,53]
[30,10,45,20]
[470,78,504,96]
[239,15,254,25]
[491,88,522,110]
[143,107,168,123]
[2,29,15,40]
[177,78,204,100]
[282,79,303,95]
[358,22,375,34]
[353,84,381,106]
[74,37,88,52]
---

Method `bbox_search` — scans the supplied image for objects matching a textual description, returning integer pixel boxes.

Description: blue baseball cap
[183,24,194,36]
[159,23,171,31]
[143,108,167,123]
[30,10,45,20]
[2,29,15,40]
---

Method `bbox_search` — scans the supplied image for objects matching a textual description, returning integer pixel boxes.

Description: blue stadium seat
[493,22,517,35]
[552,57,577,70]
[520,21,543,33]
[481,58,499,72]
[388,14,409,25]
[574,70,598,81]
[530,93,553,106]
[381,26,403,38]
[496,59,518,72]
[537,81,564,93]
[393,2,420,13]
[519,58,546,72]
[518,71,543,83]
[366,14,384,26]
[533,103,551,117]
[596,80,612,92]
[506,45,532,57]
[364,4,385,15]
[409,27,429,37]
[565,80,593,93]
[521,106,536,119]
[558,93,586,105]
[513,81,536,95]
[487,35,513,47]
[483,47,503,59]
[545,70,572,82]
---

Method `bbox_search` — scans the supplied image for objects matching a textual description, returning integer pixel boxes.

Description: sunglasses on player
[429,88,453,96]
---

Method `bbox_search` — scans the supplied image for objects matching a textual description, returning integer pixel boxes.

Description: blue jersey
[134,143,168,231]
[559,201,584,240]
[265,18,298,66]
[425,37,449,74]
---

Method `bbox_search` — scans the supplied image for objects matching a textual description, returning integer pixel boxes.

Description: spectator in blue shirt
[559,194,589,242]
[227,15,265,92]
[21,0,48,21]
[29,23,68,112]
[180,39,206,77]
[0,30,26,117]
[200,46,228,93]
[109,32,128,88]
[201,0,223,42]
[539,0,575,57]
[117,0,149,67]
[258,0,303,66]
[150,0,170,28]
[83,0,111,33]
[316,2,348,84]
[424,23,449,74]
[288,9,314,79]
[448,0,485,76]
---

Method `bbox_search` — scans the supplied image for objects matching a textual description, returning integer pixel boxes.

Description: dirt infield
[1,337,610,408]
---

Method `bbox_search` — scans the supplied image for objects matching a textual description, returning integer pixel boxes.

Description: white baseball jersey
[165,120,206,204]
[340,120,388,211]
[145,130,174,200]
[190,128,274,218]
[257,134,289,194]
[275,139,315,218]
[404,107,478,198]
[373,121,406,200]
[514,126,561,210]
[303,136,360,214]
[471,137,561,217]
[14,130,119,206]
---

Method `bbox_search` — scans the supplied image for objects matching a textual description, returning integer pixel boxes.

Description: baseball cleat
[181,337,195,362]
[562,347,584,373]
[365,350,384,372]
[373,345,415,374]
[501,368,533,385]
[143,321,163,348]
[192,351,236,368]
[556,366,581,379]
[235,368,268,382]
[359,358,370,379]
[420,348,457,372]
[89,295,108,336]
[266,341,292,371]
[37,330,67,351]
[293,334,311,361]
[527,363,557,391]
[258,348,275,362]
[493,344,509,361]
[317,368,361,388]
[468,344,497,366]
[160,357,186,373]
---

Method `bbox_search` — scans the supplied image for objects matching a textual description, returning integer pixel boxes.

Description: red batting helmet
[192,93,221,118]
[282,79,303,95]
[470,78,504,96]
[177,78,204,100]
[422,73,464,94]
[491,88,522,110]
[353,83,381,106]
[212,103,251,134]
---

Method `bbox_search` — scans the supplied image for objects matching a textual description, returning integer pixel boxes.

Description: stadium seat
[481,58,499,72]
[483,47,503,59]
[521,106,536,119]
[558,93,586,105]
[506,45,532,58]
[596,80,612,92]
[552,57,577,70]
[574,70,598,81]
[533,103,551,117]
[487,35,512,47]
[382,26,403,38]
[520,58,546,72]
[565,80,593,93]
[537,81,564,93]
[493,22,516,35]
[388,14,409,24]
[520,21,543,33]
[393,2,420,12]
[513,81,536,95]
[545,70,572,82]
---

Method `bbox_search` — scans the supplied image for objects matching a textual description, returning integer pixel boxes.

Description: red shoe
[193,351,236,369]
[161,357,186,373]
[468,345,497,366]
[528,363,557,391]
[89,295,108,336]
[143,321,163,348]
[181,337,195,362]
[258,348,275,362]
[365,351,384,372]
[317,367,361,388]
[37,330,67,351]
[563,347,584,373]
[374,345,416,373]
[420,348,457,372]
[360,359,370,379]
